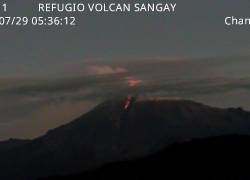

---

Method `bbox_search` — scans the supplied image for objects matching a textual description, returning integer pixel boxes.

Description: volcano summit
[1,98,250,179]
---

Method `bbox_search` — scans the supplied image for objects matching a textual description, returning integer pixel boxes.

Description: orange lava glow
[124,95,132,110]
[127,79,142,87]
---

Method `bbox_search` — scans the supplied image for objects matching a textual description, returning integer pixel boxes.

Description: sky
[1,0,250,140]
[1,0,250,78]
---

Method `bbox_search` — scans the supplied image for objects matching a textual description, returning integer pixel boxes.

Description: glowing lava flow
[124,95,133,110]
[123,77,141,109]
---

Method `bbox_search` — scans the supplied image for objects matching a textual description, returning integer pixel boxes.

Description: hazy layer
[1,57,250,140]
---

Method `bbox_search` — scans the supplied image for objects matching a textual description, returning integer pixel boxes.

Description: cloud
[86,65,127,75]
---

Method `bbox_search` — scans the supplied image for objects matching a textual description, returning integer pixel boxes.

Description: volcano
[1,97,250,180]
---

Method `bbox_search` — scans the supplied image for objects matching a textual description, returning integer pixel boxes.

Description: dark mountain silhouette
[1,97,250,180]
[0,139,30,152]
[42,135,250,180]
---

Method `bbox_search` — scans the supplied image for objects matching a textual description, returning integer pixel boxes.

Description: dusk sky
[1,0,250,78]
[1,0,250,140]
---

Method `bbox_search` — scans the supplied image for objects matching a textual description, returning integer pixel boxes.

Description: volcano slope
[1,97,250,179]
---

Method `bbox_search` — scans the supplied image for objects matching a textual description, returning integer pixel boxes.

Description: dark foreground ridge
[1,97,250,180]
[43,135,250,180]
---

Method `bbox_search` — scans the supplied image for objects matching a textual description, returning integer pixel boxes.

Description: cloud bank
[86,65,127,75]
